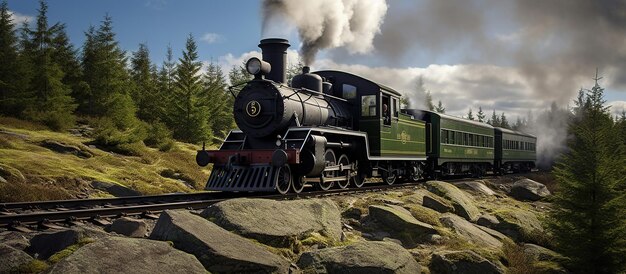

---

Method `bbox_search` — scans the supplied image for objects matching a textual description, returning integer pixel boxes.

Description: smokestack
[258,38,290,83]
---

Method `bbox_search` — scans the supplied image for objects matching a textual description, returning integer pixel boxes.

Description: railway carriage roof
[419,110,495,129]
[494,127,536,138]
[314,70,403,97]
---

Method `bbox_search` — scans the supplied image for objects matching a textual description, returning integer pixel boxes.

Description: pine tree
[286,56,304,85]
[171,34,210,143]
[130,43,159,122]
[477,106,486,123]
[228,62,252,87]
[20,0,76,130]
[435,100,445,113]
[549,78,626,273]
[204,60,233,140]
[50,23,82,99]
[80,15,136,129]
[157,44,176,124]
[0,0,24,115]
[500,112,509,128]
[467,108,475,120]
[488,110,500,126]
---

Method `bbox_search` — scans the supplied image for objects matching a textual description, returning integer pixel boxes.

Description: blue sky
[6,0,625,119]
[7,0,271,64]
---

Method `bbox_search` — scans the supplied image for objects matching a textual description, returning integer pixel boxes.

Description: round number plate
[246,100,261,117]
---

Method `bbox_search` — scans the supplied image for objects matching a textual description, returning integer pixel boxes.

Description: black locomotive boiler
[196,38,536,194]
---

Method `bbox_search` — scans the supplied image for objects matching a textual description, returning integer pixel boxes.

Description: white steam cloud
[262,0,388,65]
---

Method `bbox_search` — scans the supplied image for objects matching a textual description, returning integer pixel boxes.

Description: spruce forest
[0,1,251,154]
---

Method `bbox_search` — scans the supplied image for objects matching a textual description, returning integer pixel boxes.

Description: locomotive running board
[206,164,277,192]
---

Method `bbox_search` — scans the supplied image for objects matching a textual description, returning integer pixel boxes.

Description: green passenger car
[494,127,536,172]
[404,110,495,176]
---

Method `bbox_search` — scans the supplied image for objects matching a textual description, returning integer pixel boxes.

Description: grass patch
[18,259,50,273]
[48,237,95,264]
[0,118,213,201]
[0,181,72,202]
[405,204,442,226]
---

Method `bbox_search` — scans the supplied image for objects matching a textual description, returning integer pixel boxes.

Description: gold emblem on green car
[398,130,411,144]
[246,101,261,117]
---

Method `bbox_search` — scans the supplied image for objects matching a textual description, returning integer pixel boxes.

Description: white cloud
[608,100,626,118]
[9,10,33,25]
[200,33,223,44]
[214,50,580,120]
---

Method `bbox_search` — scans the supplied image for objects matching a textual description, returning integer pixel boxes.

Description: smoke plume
[262,0,388,65]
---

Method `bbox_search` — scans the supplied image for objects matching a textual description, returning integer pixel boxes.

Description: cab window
[361,95,376,117]
[382,95,391,125]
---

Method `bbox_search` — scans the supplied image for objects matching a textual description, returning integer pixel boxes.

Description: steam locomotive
[195,38,536,194]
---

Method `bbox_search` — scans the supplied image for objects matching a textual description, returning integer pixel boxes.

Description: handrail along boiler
[196,38,537,194]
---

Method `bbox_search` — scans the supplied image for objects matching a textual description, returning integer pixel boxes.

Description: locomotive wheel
[410,164,423,182]
[336,154,350,189]
[350,160,365,188]
[316,149,336,191]
[292,175,306,193]
[382,169,397,185]
[275,165,292,195]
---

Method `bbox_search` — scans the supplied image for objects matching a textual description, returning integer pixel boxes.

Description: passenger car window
[361,95,376,117]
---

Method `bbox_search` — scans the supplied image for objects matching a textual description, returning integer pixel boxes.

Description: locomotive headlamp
[246,57,271,76]
[275,135,283,147]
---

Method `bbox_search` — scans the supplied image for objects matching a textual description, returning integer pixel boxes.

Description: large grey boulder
[492,209,543,240]
[523,244,567,262]
[298,241,421,274]
[422,195,454,213]
[48,237,205,274]
[201,198,341,247]
[368,204,437,246]
[509,179,551,201]
[40,139,93,158]
[106,217,147,238]
[439,214,502,249]
[453,181,496,196]
[429,250,504,274]
[0,243,34,273]
[151,210,289,273]
[27,229,82,259]
[90,180,141,197]
[426,181,480,221]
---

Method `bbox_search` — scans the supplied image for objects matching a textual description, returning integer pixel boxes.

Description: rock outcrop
[151,209,289,273]
[368,204,437,246]
[429,250,504,274]
[439,213,502,248]
[40,139,93,158]
[48,237,205,274]
[298,241,421,274]
[106,217,147,238]
[0,243,34,273]
[90,181,141,197]
[453,181,496,196]
[201,198,341,247]
[492,209,543,240]
[422,195,455,213]
[426,181,480,221]
[509,179,551,201]
[28,229,82,259]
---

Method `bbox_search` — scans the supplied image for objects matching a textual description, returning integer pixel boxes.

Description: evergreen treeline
[0,1,242,152]
[549,80,626,273]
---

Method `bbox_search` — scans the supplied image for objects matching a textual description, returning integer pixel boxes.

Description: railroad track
[0,174,521,232]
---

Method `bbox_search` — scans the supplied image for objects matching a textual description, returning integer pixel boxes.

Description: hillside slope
[0,117,212,202]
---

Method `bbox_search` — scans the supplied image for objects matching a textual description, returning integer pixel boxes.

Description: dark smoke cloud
[372,0,626,102]
[262,0,388,65]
